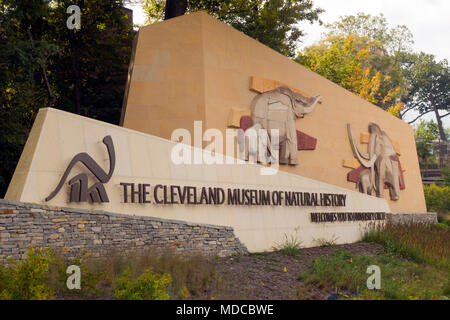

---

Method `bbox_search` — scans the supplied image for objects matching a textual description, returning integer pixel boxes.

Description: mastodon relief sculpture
[237,86,321,165]
[45,136,116,203]
[347,123,405,201]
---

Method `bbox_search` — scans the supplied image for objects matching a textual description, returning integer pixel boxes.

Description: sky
[125,0,449,128]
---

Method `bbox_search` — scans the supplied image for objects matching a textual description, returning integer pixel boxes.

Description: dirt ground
[55,242,383,300]
[214,242,383,300]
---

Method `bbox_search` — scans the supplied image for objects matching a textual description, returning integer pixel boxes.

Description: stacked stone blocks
[0,199,247,261]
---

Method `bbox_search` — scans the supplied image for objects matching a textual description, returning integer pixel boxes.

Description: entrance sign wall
[5,108,389,252]
[120,12,425,213]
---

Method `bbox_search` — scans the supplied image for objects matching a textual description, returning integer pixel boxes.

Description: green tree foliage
[143,0,324,57]
[324,12,414,54]
[0,0,58,196]
[44,0,134,122]
[442,166,450,187]
[0,0,134,197]
[295,13,411,114]
[144,0,166,23]
[423,184,450,214]
[401,53,449,141]
[295,34,404,114]
[414,120,440,168]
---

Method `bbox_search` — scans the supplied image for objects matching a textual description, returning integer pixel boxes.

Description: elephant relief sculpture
[347,123,401,201]
[244,86,321,165]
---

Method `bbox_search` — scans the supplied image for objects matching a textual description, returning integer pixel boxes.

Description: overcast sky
[125,0,449,128]
[298,0,450,61]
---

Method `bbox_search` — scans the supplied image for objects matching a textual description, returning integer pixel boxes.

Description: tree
[143,0,324,57]
[0,0,58,196]
[295,34,404,113]
[295,13,412,114]
[401,53,449,141]
[403,53,449,168]
[307,13,449,134]
[0,0,134,197]
[45,0,134,123]
[414,120,439,168]
[442,166,450,186]
[164,0,187,19]
[324,12,413,55]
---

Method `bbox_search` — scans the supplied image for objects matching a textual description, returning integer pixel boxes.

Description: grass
[363,221,450,269]
[296,221,450,300]
[313,235,339,247]
[77,249,222,299]
[273,231,303,257]
[296,250,450,300]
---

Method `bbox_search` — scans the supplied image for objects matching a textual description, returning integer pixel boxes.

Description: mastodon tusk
[347,124,377,168]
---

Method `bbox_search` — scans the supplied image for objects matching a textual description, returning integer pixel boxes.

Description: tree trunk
[434,106,447,168]
[26,30,55,108]
[435,109,448,142]
[68,30,82,115]
[164,0,187,20]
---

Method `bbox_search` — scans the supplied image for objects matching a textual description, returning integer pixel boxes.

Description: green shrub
[0,264,12,299]
[273,228,303,257]
[0,248,55,300]
[435,222,449,230]
[423,184,450,214]
[114,267,171,300]
[313,235,339,247]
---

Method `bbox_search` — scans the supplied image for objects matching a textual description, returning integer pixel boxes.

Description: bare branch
[407,110,434,124]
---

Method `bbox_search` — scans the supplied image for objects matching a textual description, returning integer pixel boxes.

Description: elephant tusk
[347,124,370,160]
[347,124,377,168]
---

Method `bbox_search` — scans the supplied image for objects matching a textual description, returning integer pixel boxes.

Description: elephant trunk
[301,95,322,114]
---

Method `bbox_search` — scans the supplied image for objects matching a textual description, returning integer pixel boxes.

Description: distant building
[421,169,443,185]
[432,140,450,167]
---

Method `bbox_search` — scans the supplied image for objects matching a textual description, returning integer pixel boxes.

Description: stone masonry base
[386,212,438,224]
[0,199,248,261]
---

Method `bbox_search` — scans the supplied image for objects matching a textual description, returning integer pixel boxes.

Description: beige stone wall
[122,12,426,213]
[5,108,390,252]
[121,14,206,140]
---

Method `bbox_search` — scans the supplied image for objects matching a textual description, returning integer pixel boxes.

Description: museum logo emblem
[45,135,116,203]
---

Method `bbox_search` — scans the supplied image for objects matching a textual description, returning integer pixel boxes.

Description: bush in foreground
[114,267,171,300]
[0,248,55,300]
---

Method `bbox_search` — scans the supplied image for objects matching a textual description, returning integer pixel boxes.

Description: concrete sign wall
[6,108,389,252]
[121,12,425,213]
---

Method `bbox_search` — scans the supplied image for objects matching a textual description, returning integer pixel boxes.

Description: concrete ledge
[386,212,438,224]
